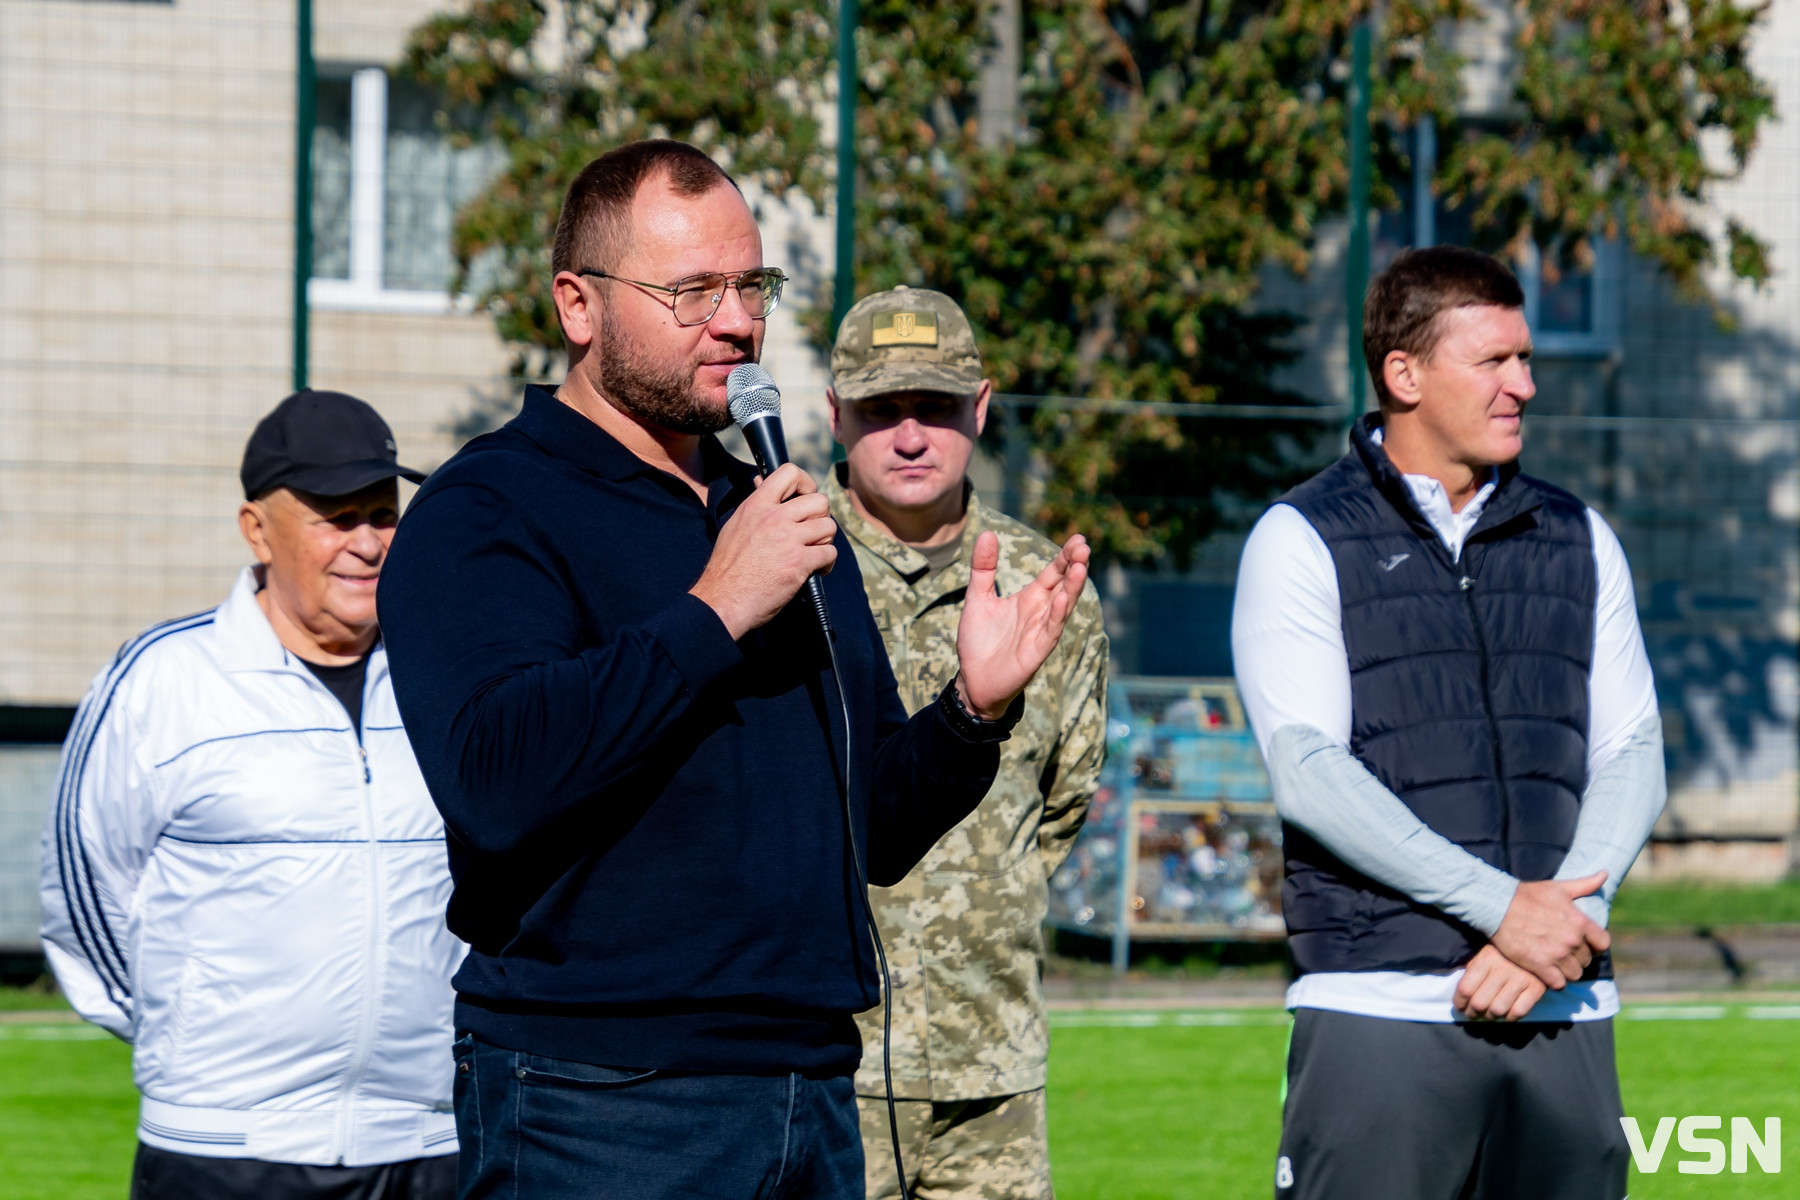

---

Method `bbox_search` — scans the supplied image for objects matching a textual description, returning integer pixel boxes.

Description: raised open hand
[953,531,1091,719]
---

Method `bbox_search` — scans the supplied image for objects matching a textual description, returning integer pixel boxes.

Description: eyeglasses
[577,267,788,326]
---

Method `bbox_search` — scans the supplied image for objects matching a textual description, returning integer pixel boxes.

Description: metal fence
[1,0,1795,984]
[3,403,1796,955]
[1528,414,1800,880]
[1059,404,1800,889]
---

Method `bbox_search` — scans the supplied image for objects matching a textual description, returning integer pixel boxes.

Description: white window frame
[1517,238,1622,359]
[308,67,466,315]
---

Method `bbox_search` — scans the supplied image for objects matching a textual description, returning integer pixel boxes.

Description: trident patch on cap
[871,310,939,347]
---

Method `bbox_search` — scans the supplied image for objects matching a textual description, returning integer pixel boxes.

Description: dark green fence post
[833,0,859,337]
[1345,20,1371,425]
[292,0,314,392]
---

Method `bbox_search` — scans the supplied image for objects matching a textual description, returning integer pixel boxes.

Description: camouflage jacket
[827,467,1109,1101]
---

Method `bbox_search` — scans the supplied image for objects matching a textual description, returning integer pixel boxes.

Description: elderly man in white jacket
[39,390,465,1200]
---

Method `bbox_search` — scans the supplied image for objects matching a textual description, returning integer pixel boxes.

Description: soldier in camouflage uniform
[826,288,1109,1199]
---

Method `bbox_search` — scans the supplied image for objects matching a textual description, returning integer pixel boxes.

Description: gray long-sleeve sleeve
[1267,716,1667,936]
[1555,714,1666,926]
[1266,724,1520,935]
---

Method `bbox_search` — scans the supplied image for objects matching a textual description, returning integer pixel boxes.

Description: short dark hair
[550,139,738,278]
[1362,246,1525,405]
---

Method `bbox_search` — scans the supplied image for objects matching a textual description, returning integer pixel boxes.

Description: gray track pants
[1275,1009,1629,1200]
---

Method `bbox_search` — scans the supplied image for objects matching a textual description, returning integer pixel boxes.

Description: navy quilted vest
[1276,415,1598,977]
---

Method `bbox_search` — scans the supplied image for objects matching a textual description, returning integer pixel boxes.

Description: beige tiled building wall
[0,0,836,706]
[3,0,297,704]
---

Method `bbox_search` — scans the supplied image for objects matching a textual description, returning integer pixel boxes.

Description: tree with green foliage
[403,0,838,364]
[404,0,1774,566]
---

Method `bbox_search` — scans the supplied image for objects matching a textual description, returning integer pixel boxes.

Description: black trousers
[130,1143,457,1200]
[1276,1009,1629,1200]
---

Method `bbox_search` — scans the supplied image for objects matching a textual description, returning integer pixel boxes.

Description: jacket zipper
[1459,575,1511,872]
[333,725,384,1163]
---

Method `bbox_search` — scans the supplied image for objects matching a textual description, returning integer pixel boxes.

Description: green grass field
[0,1027,137,1199]
[1046,1007,1800,1198]
[1610,878,1800,929]
[1,1006,1793,1198]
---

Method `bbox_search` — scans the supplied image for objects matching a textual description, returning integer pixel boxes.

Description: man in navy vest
[1232,246,1665,1200]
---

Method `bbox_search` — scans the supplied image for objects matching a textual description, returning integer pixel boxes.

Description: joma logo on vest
[1620,1117,1780,1174]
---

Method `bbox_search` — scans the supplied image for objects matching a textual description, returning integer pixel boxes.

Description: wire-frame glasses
[577,267,788,326]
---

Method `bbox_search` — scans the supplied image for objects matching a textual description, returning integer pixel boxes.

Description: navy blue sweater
[378,386,1000,1076]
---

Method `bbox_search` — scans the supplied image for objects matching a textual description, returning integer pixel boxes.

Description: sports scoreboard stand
[1047,677,1285,973]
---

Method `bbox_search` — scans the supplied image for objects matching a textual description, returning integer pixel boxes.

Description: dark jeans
[452,1032,864,1200]
[130,1142,456,1200]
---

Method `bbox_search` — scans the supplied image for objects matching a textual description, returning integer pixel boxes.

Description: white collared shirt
[1374,428,1498,564]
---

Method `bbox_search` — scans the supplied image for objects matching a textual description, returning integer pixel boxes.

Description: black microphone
[726,363,834,638]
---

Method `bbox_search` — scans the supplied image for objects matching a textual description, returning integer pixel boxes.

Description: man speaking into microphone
[377,139,1090,1200]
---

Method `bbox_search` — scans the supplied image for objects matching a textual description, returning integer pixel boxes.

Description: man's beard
[596,322,739,435]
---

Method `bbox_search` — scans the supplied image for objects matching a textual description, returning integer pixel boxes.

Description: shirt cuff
[936,683,1025,744]
[643,592,744,697]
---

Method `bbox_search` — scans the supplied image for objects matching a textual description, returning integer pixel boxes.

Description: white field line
[1052,1004,1800,1029]
[0,1023,113,1040]
[1051,1010,1290,1029]
[6,1007,1790,1041]
[1623,1006,1729,1020]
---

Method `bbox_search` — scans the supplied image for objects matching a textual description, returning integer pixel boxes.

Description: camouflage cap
[830,286,984,403]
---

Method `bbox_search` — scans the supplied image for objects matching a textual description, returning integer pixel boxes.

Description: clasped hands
[1453,871,1610,1023]
[690,464,1089,714]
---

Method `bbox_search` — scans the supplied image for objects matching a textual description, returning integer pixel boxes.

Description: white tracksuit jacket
[38,567,465,1166]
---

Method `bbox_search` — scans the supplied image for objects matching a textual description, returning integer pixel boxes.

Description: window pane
[1539,268,1594,334]
[1433,200,1473,248]
[1136,582,1236,676]
[382,79,506,293]
[1373,122,1434,267]
[310,77,352,281]
[1373,201,1414,268]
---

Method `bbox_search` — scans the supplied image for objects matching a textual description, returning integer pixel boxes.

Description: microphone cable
[818,615,914,1200]
[726,361,909,1196]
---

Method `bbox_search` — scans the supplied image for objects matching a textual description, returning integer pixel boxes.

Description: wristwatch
[937,678,1026,743]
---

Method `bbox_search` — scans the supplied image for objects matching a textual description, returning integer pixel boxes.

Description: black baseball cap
[241,389,426,500]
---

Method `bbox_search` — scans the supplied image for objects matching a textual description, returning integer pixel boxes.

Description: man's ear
[238,499,276,567]
[826,386,844,444]
[552,271,599,349]
[972,380,992,437]
[1382,350,1425,413]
